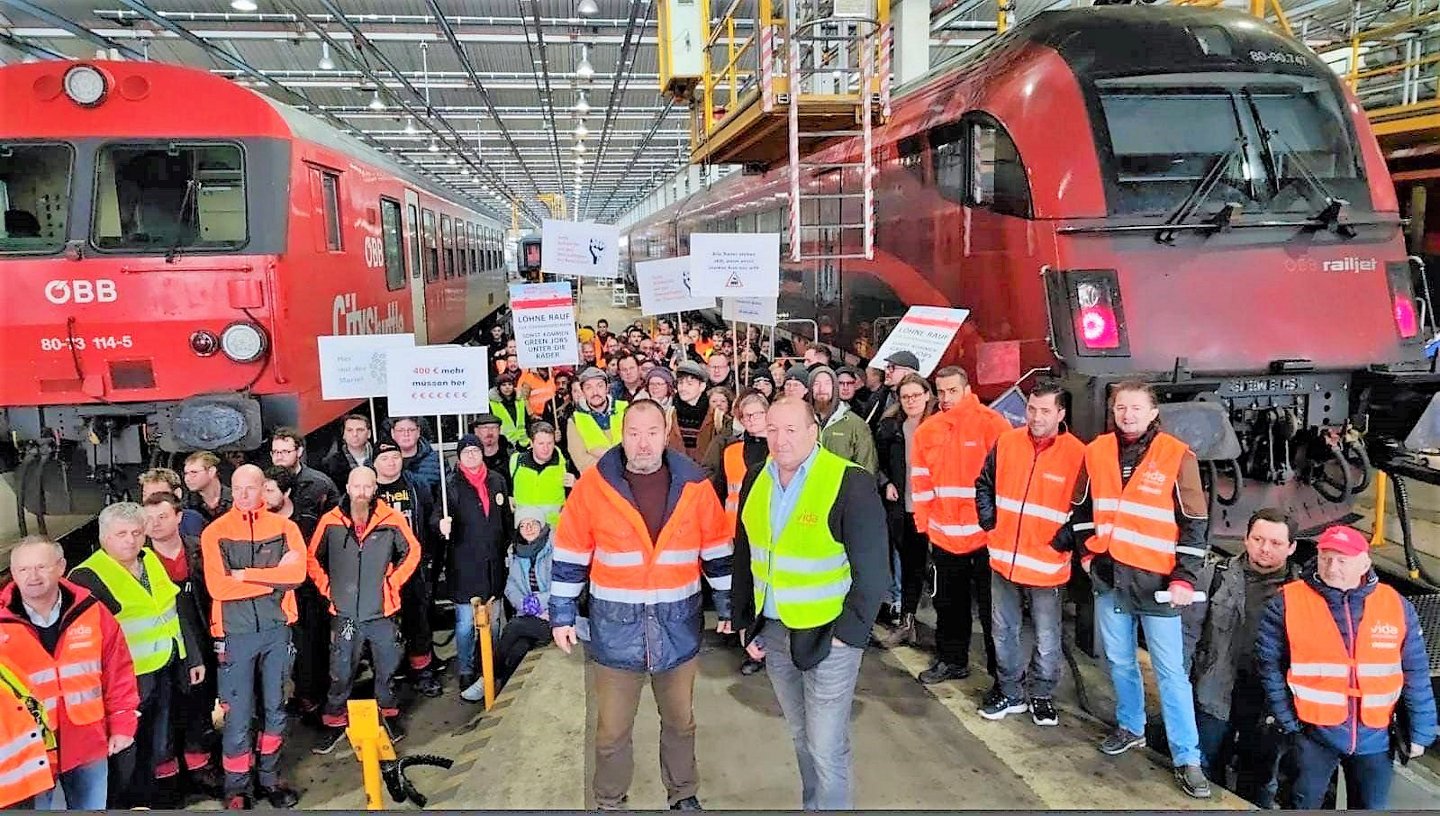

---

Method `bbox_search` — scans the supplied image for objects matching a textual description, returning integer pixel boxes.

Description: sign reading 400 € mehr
[385,345,491,416]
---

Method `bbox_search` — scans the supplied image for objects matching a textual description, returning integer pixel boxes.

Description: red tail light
[1386,261,1421,340]
[1075,281,1121,349]
[1394,295,1419,338]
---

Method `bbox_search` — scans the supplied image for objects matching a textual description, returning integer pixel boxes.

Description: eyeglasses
[885,363,898,372]
[900,392,927,401]
[271,447,297,455]
[741,411,768,421]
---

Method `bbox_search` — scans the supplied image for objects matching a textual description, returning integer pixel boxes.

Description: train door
[404,189,427,344]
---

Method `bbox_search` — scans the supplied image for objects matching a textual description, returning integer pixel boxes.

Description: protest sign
[867,306,970,377]
[636,256,716,315]
[689,232,780,297]
[541,219,620,279]
[721,296,779,326]
[385,345,491,416]
[317,333,415,400]
[510,283,580,368]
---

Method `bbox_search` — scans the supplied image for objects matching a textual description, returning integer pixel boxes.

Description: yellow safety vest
[491,398,531,448]
[573,401,628,452]
[741,447,854,629]
[511,451,568,526]
[76,549,186,676]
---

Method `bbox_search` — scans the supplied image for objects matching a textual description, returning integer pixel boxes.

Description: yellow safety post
[471,597,497,710]
[346,699,397,811]
[1370,470,1389,549]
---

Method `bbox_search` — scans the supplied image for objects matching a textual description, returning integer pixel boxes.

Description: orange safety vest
[0,603,107,731]
[912,394,1010,555]
[554,467,732,606]
[1084,432,1188,575]
[723,441,748,530]
[518,370,558,418]
[1283,580,1407,729]
[987,428,1086,587]
[0,672,52,808]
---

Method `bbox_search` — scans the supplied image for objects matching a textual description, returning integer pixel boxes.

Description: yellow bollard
[471,597,497,710]
[1370,471,1389,549]
[346,699,397,810]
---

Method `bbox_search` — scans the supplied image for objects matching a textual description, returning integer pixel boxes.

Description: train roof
[927,6,1330,88]
[0,59,501,225]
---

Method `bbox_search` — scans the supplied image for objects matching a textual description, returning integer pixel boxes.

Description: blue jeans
[763,625,865,810]
[1292,734,1392,809]
[1095,591,1201,767]
[34,757,109,810]
[454,600,503,677]
[990,574,1063,700]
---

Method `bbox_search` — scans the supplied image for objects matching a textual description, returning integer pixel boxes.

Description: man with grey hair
[1,536,140,810]
[71,503,207,808]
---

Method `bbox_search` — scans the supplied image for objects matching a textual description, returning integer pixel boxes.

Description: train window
[408,203,421,279]
[320,172,342,251]
[379,198,405,291]
[440,214,453,278]
[0,142,72,255]
[456,219,467,276]
[897,135,926,183]
[929,122,968,206]
[1099,92,1246,215]
[1248,90,1365,211]
[92,142,246,252]
[469,223,479,275]
[968,121,1031,217]
[421,208,438,282]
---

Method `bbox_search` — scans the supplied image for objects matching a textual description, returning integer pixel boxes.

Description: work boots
[876,614,915,649]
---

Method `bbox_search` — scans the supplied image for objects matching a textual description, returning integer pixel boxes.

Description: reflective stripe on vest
[987,428,1085,588]
[519,372,557,417]
[914,398,1005,555]
[77,549,186,675]
[0,603,108,727]
[1282,580,1407,729]
[742,448,853,629]
[1084,432,1187,575]
[0,676,52,807]
[511,452,568,527]
[574,402,628,453]
[723,442,747,522]
[492,399,531,447]
[0,664,54,752]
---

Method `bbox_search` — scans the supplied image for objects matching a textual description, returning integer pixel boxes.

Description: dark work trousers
[323,616,404,726]
[292,582,332,712]
[111,656,177,807]
[931,547,996,676]
[497,615,552,688]
[170,645,220,779]
[1291,734,1393,809]
[1196,673,1288,808]
[400,557,436,671]
[891,511,929,616]
[218,627,294,798]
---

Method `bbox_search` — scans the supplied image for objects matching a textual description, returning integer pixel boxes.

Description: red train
[625,6,1439,536]
[0,60,507,492]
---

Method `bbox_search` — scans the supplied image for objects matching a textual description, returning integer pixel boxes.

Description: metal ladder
[784,0,880,263]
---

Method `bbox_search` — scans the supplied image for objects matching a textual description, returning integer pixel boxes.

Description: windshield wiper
[164,178,200,263]
[1242,90,1354,237]
[1154,139,1246,245]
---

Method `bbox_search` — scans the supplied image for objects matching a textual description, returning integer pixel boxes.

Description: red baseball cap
[1316,526,1368,557]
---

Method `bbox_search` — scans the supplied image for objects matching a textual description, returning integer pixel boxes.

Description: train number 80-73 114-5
[40,335,134,352]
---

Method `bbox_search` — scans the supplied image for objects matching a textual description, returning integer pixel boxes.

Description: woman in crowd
[496,508,554,690]
[875,373,937,648]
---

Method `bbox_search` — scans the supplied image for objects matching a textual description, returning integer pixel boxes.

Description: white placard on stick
[541,219,620,279]
[636,256,716,316]
[689,232,780,297]
[385,345,491,416]
[721,296,779,326]
[868,306,971,377]
[510,283,580,369]
[317,333,416,400]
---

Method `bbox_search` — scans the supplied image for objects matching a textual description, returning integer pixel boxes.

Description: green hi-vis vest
[491,399,531,448]
[510,451,568,526]
[574,401,628,452]
[77,549,185,676]
[0,662,55,750]
[742,447,854,629]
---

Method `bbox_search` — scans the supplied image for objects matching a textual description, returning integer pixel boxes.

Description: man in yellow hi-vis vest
[732,398,888,810]
[70,502,207,809]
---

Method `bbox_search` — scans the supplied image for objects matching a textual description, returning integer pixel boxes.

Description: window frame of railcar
[457,219,468,276]
[320,171,343,251]
[89,140,250,255]
[0,141,74,257]
[421,208,439,283]
[379,197,406,292]
[440,213,454,278]
[408,202,422,280]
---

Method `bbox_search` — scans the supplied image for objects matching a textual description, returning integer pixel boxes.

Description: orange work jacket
[1283,580,1406,729]
[987,428,1086,587]
[912,393,1011,554]
[1084,432,1188,575]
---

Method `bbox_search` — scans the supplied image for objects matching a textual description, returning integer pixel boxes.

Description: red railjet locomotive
[625,6,1440,538]
[0,60,507,497]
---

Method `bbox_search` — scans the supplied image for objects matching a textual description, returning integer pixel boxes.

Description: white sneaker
[460,678,486,703]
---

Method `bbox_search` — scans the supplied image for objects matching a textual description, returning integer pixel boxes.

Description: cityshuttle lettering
[333,292,406,335]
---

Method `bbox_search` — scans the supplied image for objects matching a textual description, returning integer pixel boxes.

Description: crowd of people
[0,309,1435,812]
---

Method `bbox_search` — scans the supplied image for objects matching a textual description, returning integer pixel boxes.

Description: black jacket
[872,414,915,506]
[321,445,372,491]
[309,498,421,622]
[436,468,511,603]
[376,471,438,560]
[292,465,339,522]
[732,459,889,671]
[185,485,232,523]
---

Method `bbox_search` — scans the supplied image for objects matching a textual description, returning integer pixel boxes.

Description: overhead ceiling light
[368,89,385,111]
[428,139,439,153]
[231,0,258,10]
[318,41,335,70]
[574,91,590,115]
[577,0,600,15]
[576,45,594,79]
[574,156,584,166]
[572,142,585,154]
[403,116,417,135]
[574,120,588,138]
[447,154,458,165]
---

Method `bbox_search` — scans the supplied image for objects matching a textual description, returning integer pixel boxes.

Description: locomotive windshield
[0,143,72,255]
[91,142,247,253]
[1097,76,1365,218]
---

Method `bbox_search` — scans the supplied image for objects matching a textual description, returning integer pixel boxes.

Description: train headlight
[220,322,267,363]
[1063,270,1129,357]
[63,65,108,107]
[189,330,219,357]
[1386,261,1422,341]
